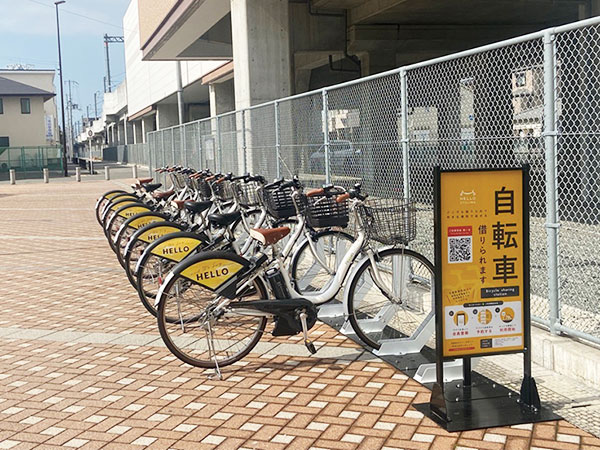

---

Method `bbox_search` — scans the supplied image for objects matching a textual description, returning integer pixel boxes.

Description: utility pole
[94,91,98,118]
[103,34,124,93]
[54,0,68,176]
[65,80,79,160]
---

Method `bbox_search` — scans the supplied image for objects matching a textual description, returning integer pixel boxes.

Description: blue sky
[0,0,130,125]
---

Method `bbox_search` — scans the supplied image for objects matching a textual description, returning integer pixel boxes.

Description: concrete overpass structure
[136,0,599,113]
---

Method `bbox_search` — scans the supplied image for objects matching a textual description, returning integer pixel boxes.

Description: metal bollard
[9,169,15,185]
[104,166,110,181]
[132,164,138,178]
[43,168,49,183]
[75,167,81,182]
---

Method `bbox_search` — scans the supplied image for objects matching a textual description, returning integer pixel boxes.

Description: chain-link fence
[0,146,63,180]
[144,17,600,346]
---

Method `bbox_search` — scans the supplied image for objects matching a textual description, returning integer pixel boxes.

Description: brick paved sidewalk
[0,179,599,450]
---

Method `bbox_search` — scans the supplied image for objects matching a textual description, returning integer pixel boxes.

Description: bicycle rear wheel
[124,221,185,289]
[95,190,126,225]
[114,212,170,266]
[105,203,151,249]
[157,251,267,368]
[346,248,434,350]
[136,232,208,316]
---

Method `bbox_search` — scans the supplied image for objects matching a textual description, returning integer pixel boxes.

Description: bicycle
[154,183,434,372]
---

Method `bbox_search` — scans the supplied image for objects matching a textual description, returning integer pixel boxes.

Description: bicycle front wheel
[157,252,268,368]
[346,248,434,350]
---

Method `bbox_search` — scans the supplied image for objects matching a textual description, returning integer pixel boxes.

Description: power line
[25,0,129,32]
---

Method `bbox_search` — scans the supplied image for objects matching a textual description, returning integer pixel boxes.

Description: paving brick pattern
[0,179,599,449]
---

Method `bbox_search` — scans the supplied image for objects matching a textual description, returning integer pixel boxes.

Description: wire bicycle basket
[234,181,262,207]
[261,185,296,219]
[171,172,187,190]
[213,180,235,202]
[299,194,349,228]
[357,198,416,245]
[193,178,212,200]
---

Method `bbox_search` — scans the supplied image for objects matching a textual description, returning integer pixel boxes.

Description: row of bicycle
[96,166,433,374]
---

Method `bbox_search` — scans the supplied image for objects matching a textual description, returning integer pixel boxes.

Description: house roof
[0,76,55,100]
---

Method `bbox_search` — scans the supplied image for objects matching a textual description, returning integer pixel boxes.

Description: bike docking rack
[319,166,561,432]
[318,296,482,386]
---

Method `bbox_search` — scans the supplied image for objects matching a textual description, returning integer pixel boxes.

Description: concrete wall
[156,104,180,129]
[103,82,128,117]
[0,96,47,147]
[209,79,235,116]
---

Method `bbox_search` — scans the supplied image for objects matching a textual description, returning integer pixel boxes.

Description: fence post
[274,101,281,179]
[105,166,110,181]
[43,168,49,183]
[9,169,15,185]
[197,122,203,170]
[182,124,188,167]
[543,29,560,335]
[241,109,247,174]
[75,166,81,182]
[216,116,222,172]
[322,90,331,184]
[171,128,176,166]
[400,69,411,201]
[161,130,167,185]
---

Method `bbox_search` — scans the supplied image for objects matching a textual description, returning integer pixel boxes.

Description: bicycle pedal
[304,339,317,355]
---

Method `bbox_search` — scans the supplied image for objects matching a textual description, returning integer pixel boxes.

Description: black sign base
[414,376,559,432]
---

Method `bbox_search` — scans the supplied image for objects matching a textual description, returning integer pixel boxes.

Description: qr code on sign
[448,236,472,263]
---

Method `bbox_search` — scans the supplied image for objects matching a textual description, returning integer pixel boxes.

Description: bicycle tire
[95,190,126,224]
[346,248,434,350]
[123,221,186,289]
[290,229,355,295]
[105,203,151,248]
[100,196,142,232]
[113,211,171,266]
[136,231,209,316]
[157,251,268,368]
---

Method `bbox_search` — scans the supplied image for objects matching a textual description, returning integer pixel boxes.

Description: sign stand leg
[462,357,471,386]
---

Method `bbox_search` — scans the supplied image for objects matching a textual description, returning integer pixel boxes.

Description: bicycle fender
[116,203,151,219]
[148,232,208,263]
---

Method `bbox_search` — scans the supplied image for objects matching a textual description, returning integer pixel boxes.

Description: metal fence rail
[144,17,600,346]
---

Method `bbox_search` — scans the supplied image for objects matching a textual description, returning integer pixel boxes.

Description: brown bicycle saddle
[249,226,291,246]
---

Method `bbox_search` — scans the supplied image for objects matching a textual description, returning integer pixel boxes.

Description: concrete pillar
[230,0,291,109]
[123,118,129,145]
[209,79,236,117]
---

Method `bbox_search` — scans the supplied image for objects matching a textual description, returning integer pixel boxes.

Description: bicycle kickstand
[206,322,223,380]
[300,311,317,355]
